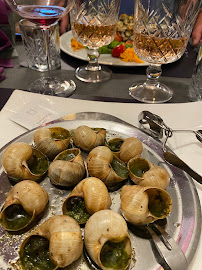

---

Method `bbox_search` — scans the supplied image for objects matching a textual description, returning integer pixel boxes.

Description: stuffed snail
[106,137,143,163]
[84,210,132,270]
[34,127,71,160]
[19,215,83,269]
[120,185,172,226]
[48,148,85,187]
[128,157,170,189]
[0,180,49,231]
[73,125,106,151]
[87,146,128,186]
[62,177,112,224]
[1,142,49,182]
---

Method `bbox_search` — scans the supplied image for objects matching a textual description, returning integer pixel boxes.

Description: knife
[163,151,202,184]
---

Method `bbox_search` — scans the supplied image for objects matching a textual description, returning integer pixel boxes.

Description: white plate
[60,31,149,67]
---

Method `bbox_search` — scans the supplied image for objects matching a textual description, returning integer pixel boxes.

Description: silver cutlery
[147,224,188,270]
[138,111,202,184]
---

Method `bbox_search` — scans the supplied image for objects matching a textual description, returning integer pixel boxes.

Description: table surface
[0,37,201,270]
[0,37,199,110]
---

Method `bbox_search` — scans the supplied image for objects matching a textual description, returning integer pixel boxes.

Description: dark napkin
[0,0,14,81]
[0,0,12,24]
[0,0,13,51]
[0,58,14,81]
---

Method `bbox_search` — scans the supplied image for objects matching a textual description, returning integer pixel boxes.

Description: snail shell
[62,177,111,224]
[19,215,83,269]
[48,148,85,187]
[106,137,143,163]
[120,185,172,226]
[1,142,49,182]
[87,146,128,187]
[34,127,71,160]
[73,125,106,151]
[84,210,132,270]
[105,138,124,157]
[119,137,143,163]
[128,157,170,189]
[0,180,49,231]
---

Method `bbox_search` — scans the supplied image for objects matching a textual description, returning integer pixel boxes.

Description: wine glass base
[28,76,76,97]
[75,65,112,83]
[129,81,173,104]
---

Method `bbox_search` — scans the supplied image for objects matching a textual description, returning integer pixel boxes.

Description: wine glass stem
[146,64,162,86]
[86,48,101,71]
[42,27,52,77]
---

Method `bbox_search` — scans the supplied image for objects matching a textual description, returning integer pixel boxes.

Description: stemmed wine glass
[70,0,120,83]
[129,0,201,104]
[6,0,76,96]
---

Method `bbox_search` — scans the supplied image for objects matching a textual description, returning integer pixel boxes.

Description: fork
[147,224,188,270]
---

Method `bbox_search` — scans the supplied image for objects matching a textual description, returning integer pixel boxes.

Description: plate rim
[59,31,149,67]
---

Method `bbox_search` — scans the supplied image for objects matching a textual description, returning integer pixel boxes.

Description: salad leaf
[99,46,112,54]
[108,40,123,49]
[125,44,132,48]
[98,40,124,54]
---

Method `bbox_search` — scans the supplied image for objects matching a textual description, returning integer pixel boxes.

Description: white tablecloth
[0,90,201,269]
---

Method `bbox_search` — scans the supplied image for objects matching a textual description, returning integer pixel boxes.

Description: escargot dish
[1,142,49,182]
[48,148,85,187]
[19,215,83,269]
[62,177,111,224]
[34,127,71,160]
[106,137,143,163]
[73,125,106,151]
[128,157,170,189]
[0,180,48,231]
[84,210,132,270]
[87,146,128,186]
[120,185,172,226]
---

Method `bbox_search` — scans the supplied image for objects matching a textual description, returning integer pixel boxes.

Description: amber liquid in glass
[133,31,189,64]
[72,22,116,48]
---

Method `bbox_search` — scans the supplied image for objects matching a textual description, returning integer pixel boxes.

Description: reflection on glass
[71,0,120,83]
[129,0,201,104]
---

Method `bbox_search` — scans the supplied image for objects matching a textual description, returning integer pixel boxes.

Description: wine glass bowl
[70,0,120,83]
[7,0,73,26]
[6,0,76,97]
[129,0,201,104]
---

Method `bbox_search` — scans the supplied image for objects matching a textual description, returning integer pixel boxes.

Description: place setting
[0,0,202,270]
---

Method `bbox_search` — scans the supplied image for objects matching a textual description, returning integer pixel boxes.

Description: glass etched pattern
[71,0,118,48]
[133,0,200,64]
[20,22,61,71]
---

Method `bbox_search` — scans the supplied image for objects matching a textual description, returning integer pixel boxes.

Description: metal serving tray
[0,112,201,270]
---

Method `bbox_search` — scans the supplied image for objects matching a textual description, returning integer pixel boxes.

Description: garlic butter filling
[2,204,32,231]
[21,235,56,270]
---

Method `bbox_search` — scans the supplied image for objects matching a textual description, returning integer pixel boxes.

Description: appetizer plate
[0,112,201,270]
[60,31,149,67]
